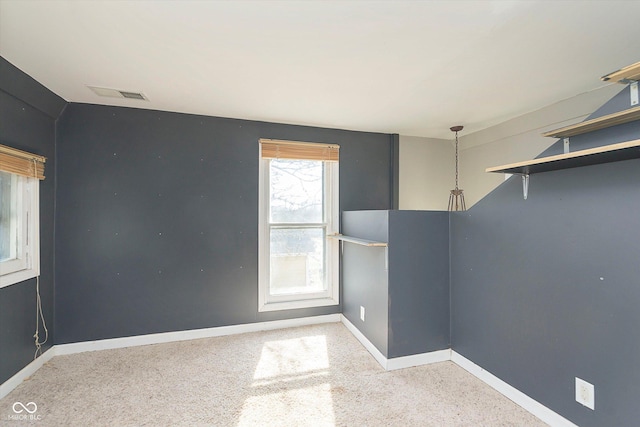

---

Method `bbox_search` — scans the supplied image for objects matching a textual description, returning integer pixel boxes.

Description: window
[258,139,339,312]
[0,145,44,288]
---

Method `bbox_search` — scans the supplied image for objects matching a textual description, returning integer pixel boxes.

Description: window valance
[0,144,46,180]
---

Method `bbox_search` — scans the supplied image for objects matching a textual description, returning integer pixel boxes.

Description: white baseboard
[55,314,341,356]
[0,314,341,398]
[0,348,55,400]
[340,315,450,371]
[340,317,576,426]
[451,351,577,427]
[340,315,388,368]
[386,349,451,370]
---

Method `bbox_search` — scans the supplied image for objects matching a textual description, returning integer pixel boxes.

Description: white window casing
[258,140,339,312]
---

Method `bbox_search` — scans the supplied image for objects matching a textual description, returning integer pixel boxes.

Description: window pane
[0,171,17,262]
[270,159,323,223]
[270,228,325,296]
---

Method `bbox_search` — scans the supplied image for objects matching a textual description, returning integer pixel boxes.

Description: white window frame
[0,173,39,288]
[258,153,339,312]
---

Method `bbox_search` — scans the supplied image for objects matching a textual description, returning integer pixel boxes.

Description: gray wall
[388,210,449,358]
[54,103,397,344]
[0,57,66,383]
[451,87,640,426]
[342,210,450,359]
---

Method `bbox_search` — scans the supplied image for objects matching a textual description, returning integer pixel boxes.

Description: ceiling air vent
[87,86,148,101]
[120,91,146,100]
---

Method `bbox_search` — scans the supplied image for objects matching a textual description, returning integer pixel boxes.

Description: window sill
[0,268,39,289]
[258,296,339,312]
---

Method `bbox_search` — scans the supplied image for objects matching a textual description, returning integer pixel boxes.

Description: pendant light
[448,125,466,211]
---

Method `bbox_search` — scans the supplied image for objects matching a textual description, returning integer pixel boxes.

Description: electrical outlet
[575,377,595,410]
[360,306,365,322]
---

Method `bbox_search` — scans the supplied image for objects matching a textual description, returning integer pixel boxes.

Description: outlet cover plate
[575,377,595,410]
[360,306,365,322]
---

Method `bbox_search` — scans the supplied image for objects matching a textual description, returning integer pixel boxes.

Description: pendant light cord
[454,130,459,190]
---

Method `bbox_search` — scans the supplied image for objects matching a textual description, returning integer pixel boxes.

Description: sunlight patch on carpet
[252,335,329,379]
[238,334,335,425]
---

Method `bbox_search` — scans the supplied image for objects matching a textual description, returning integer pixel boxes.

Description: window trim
[258,146,339,312]
[0,174,40,288]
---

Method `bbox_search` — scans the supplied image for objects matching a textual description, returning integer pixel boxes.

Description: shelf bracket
[563,138,570,154]
[522,174,530,200]
[631,81,639,106]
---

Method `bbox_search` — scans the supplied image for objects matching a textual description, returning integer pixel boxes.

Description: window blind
[0,144,46,180]
[259,139,339,162]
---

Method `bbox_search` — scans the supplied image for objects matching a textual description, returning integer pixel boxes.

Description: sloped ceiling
[1,0,638,139]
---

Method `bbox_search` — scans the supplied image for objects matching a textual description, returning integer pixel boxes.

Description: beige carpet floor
[0,323,547,426]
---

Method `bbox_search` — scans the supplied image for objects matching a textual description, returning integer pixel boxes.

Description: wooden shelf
[486,139,640,175]
[328,234,388,247]
[601,61,640,84]
[491,61,640,199]
[542,106,640,138]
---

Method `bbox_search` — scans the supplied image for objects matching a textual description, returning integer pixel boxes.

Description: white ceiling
[1,0,638,139]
